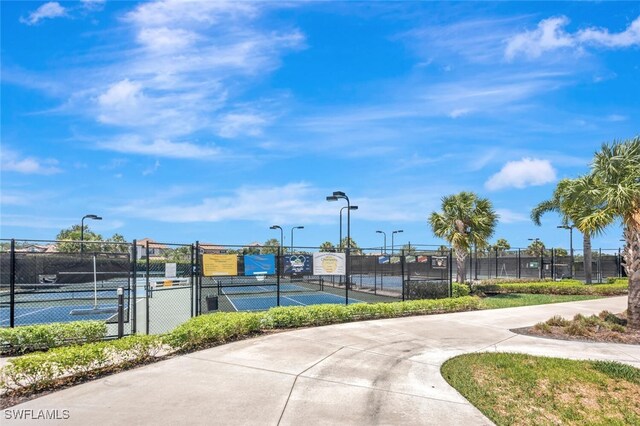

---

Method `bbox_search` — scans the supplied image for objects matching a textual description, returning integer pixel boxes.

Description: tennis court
[0,280,136,327]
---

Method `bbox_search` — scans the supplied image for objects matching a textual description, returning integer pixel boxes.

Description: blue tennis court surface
[220,283,313,295]
[226,292,362,311]
[0,304,120,326]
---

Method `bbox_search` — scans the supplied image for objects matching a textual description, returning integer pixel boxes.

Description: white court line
[226,293,239,311]
[280,295,306,306]
[0,305,58,325]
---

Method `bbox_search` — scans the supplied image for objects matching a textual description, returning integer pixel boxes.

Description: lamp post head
[393,229,403,234]
[296,226,304,230]
[84,214,102,220]
[350,205,358,210]
[332,191,346,197]
[376,230,383,234]
[270,225,281,230]
[326,196,338,202]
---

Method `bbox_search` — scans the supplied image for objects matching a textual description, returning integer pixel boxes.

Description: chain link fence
[2,239,626,338]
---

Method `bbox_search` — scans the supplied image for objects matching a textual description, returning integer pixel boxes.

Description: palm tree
[531,177,597,283]
[429,192,498,283]
[579,137,640,330]
[319,241,336,252]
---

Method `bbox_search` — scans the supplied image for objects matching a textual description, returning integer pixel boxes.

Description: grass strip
[442,353,640,426]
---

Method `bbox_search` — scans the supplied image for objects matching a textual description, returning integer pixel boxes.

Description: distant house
[199,243,226,254]
[14,244,58,253]
[136,238,168,259]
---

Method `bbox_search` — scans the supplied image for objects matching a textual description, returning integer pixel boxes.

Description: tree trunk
[583,233,592,284]
[455,247,467,283]
[625,218,640,331]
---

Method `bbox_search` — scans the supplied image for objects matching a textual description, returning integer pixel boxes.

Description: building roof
[136,238,168,249]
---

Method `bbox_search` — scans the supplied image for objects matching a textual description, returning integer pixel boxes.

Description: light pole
[80,214,102,254]
[339,205,358,248]
[557,225,574,278]
[290,226,304,252]
[391,230,403,255]
[376,230,387,255]
[270,225,284,252]
[327,191,354,304]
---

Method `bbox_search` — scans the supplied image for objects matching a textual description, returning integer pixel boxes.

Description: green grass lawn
[442,353,640,426]
[480,293,603,310]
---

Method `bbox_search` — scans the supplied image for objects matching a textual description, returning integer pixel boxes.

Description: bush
[1,297,481,395]
[452,283,470,298]
[0,335,162,393]
[472,280,628,296]
[0,321,107,355]
[166,297,481,351]
[405,281,450,299]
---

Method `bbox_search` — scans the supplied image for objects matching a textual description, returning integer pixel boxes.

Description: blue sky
[1,1,639,251]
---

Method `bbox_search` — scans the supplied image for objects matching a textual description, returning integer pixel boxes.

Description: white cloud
[506,15,640,60]
[605,114,627,122]
[113,182,444,224]
[449,108,472,118]
[217,113,268,138]
[485,158,556,190]
[142,160,161,176]
[137,27,200,52]
[99,136,221,159]
[1,149,61,175]
[495,208,529,224]
[20,2,66,25]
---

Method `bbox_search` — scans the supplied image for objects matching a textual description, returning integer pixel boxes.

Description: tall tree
[319,241,336,252]
[490,238,511,255]
[261,238,281,255]
[429,192,498,283]
[578,137,640,330]
[526,239,546,257]
[340,237,362,255]
[531,177,596,283]
[56,225,103,253]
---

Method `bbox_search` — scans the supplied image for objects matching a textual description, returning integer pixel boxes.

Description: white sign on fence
[312,252,346,275]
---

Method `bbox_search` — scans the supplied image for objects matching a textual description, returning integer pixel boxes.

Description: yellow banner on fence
[202,254,238,276]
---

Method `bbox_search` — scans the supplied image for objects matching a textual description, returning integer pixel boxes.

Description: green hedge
[165,297,481,351]
[0,321,107,355]
[473,280,628,296]
[1,297,481,395]
[0,335,162,393]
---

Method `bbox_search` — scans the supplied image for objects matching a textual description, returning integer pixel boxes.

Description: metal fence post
[190,244,195,317]
[117,287,124,338]
[551,248,555,280]
[494,248,498,279]
[448,248,453,298]
[9,239,16,328]
[195,241,200,315]
[517,249,521,279]
[400,249,405,301]
[618,248,622,278]
[598,248,602,283]
[277,246,281,307]
[146,241,150,335]
[131,239,137,335]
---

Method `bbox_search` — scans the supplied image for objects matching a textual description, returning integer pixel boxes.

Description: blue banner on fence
[244,254,276,275]
[378,256,389,264]
[284,254,313,275]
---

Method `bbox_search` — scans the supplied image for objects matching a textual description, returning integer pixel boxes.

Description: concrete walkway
[5,297,639,425]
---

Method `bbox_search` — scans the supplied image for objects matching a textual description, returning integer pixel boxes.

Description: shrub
[565,322,590,337]
[534,322,551,333]
[546,315,569,327]
[472,280,628,296]
[1,297,481,395]
[452,283,470,298]
[0,335,162,393]
[405,281,450,299]
[0,321,107,355]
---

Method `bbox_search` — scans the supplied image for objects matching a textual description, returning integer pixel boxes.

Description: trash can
[206,296,219,312]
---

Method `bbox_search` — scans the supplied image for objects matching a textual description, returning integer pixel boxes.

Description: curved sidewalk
[5,297,639,425]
